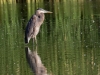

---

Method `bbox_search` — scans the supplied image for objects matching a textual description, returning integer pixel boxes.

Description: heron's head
[37,8,52,14]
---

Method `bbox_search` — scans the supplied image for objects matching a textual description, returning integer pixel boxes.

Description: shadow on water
[25,47,52,75]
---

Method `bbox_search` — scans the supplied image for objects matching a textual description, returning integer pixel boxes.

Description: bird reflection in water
[25,47,48,75]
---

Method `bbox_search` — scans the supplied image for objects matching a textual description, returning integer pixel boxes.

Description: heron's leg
[33,38,34,46]
[35,36,37,45]
[35,45,37,51]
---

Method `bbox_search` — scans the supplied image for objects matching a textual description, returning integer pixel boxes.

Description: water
[0,1,100,75]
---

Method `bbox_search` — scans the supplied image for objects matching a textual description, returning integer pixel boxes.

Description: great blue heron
[25,47,48,75]
[25,8,52,44]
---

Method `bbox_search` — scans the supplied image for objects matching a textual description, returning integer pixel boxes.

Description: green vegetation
[0,0,100,75]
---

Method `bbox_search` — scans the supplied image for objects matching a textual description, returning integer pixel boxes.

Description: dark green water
[0,1,100,75]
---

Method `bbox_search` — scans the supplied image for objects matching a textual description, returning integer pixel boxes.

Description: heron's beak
[43,10,52,13]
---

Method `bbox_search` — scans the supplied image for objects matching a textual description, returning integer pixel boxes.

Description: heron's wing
[25,15,37,37]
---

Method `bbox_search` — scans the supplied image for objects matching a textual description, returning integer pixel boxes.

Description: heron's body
[25,8,52,44]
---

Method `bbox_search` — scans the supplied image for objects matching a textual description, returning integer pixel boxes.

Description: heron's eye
[38,16,40,18]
